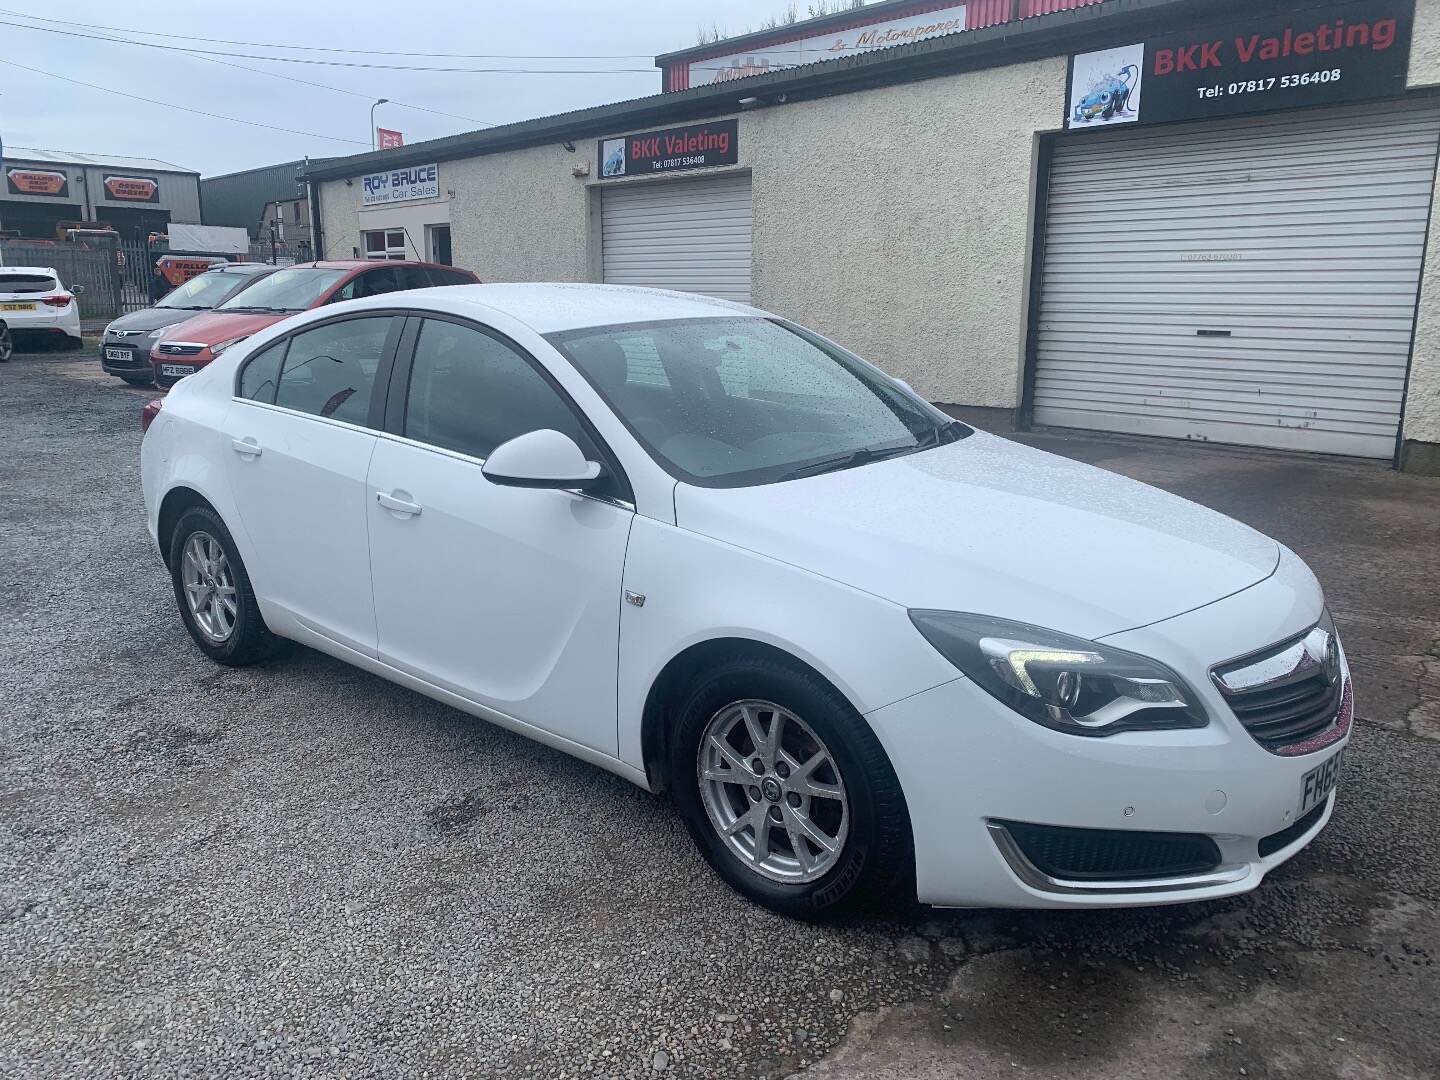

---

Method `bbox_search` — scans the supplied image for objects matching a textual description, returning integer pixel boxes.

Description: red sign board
[103,174,160,203]
[377,128,405,149]
[6,169,70,197]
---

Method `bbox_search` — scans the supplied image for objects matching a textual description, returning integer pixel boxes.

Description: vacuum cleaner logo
[1068,44,1144,128]
[1065,0,1413,130]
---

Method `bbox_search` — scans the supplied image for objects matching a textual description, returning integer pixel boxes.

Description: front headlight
[908,610,1208,736]
[209,335,248,357]
[148,326,168,340]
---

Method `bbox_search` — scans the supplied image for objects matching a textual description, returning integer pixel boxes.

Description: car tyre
[0,325,12,362]
[169,506,279,666]
[668,654,913,918]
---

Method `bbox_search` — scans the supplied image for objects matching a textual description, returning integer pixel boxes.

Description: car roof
[392,282,761,334]
[288,259,459,272]
[207,263,274,275]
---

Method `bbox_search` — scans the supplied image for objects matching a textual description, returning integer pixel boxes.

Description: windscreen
[549,317,962,487]
[157,270,262,310]
[217,267,347,312]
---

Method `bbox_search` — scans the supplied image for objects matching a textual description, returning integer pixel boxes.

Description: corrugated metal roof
[199,160,306,236]
[5,147,196,173]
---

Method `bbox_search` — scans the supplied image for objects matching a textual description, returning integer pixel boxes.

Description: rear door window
[273,316,396,426]
[237,340,288,404]
[427,268,474,287]
[398,265,436,291]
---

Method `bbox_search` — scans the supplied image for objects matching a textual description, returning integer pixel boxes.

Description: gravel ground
[2,348,1437,1079]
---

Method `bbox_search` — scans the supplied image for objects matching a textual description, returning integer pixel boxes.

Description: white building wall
[1403,0,1440,463]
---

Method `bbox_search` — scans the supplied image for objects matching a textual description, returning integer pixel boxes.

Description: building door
[428,224,452,265]
[1030,98,1440,459]
[601,173,752,303]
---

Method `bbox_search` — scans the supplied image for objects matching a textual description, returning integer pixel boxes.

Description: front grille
[157,343,203,356]
[1225,671,1340,749]
[1258,801,1327,858]
[1212,623,1344,754]
[997,820,1221,881]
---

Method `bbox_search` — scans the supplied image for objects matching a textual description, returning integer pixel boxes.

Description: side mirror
[481,429,605,490]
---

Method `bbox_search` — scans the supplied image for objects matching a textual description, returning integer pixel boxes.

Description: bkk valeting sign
[1066,0,1413,130]
[600,119,738,179]
[361,163,439,206]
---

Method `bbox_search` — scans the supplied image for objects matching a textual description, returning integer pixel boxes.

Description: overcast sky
[0,0,802,177]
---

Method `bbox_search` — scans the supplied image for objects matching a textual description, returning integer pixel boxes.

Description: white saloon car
[0,266,84,357]
[140,284,1351,916]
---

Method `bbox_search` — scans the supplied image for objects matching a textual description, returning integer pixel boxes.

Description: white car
[0,265,84,357]
[140,284,1352,916]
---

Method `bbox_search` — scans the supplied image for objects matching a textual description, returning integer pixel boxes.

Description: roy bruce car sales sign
[362,163,440,206]
[1066,0,1413,130]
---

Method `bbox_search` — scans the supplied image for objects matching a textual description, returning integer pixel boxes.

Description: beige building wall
[742,57,1064,407]
[1404,0,1440,466]
[323,56,1064,409]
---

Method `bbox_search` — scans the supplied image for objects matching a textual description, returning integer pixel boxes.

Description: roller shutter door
[1032,99,1440,458]
[601,174,752,303]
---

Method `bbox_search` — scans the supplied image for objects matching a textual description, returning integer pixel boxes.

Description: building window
[362,229,407,260]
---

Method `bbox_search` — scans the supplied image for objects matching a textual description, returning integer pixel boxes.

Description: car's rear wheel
[668,654,913,918]
[169,506,277,666]
[0,325,12,362]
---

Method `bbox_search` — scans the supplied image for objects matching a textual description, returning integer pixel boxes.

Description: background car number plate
[161,363,196,377]
[0,302,36,311]
[105,347,131,361]
[1299,748,1345,816]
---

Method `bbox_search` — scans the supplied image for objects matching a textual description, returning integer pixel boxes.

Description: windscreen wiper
[778,442,917,482]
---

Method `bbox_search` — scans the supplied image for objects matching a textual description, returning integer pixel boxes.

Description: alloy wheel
[181,532,238,643]
[697,699,849,884]
[0,326,12,362]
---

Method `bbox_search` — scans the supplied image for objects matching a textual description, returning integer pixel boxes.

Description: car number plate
[160,363,196,377]
[105,347,131,361]
[0,302,36,311]
[1299,747,1345,816]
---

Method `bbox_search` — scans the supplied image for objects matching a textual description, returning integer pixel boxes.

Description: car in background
[100,263,278,386]
[0,266,83,358]
[150,260,478,387]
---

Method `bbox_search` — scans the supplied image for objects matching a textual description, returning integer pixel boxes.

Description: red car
[150,260,477,386]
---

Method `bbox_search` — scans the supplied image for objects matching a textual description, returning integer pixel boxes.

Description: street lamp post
[370,98,389,150]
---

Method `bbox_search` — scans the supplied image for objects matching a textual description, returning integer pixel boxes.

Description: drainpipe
[305,157,325,261]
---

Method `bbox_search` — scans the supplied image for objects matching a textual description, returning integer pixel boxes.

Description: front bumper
[99,337,157,376]
[152,353,209,387]
[866,550,1351,909]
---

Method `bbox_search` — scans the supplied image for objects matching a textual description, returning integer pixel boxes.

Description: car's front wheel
[169,506,278,666]
[668,654,913,918]
[0,325,12,362]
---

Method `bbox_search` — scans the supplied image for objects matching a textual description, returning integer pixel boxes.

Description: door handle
[230,437,262,458]
[376,491,422,517]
